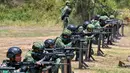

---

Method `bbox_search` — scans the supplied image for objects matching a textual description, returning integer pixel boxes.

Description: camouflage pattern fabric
[91,20,101,28]
[32,41,44,50]
[23,50,36,62]
[0,60,28,73]
[55,28,72,48]
[55,37,72,48]
[87,24,95,32]
[61,2,72,29]
[109,15,115,19]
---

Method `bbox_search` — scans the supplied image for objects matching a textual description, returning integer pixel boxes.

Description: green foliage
[94,0,117,16]
[115,0,130,8]
[0,0,130,26]
[0,0,65,26]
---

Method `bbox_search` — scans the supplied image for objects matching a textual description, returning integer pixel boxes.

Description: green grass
[73,46,130,73]
[72,25,130,73]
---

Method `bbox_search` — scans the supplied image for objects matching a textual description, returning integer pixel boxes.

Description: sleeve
[66,42,72,47]
[51,58,61,72]
[0,60,9,67]
[55,37,66,48]
[0,60,9,73]
[95,21,101,28]
[23,51,34,62]
[62,6,67,15]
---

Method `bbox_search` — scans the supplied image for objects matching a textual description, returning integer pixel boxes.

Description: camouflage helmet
[66,0,70,3]
[61,29,72,43]
[65,0,71,5]
[78,26,83,32]
[109,15,115,19]
[62,28,72,35]
[87,24,95,32]
[61,28,72,39]
[32,42,44,51]
[94,15,100,20]
[99,15,109,20]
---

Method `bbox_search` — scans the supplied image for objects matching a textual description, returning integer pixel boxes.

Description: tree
[73,0,95,24]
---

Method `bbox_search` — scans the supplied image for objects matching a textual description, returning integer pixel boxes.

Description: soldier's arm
[0,60,9,67]
[55,38,67,48]
[23,50,34,62]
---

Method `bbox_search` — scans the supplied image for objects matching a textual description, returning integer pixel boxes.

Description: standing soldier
[61,0,72,30]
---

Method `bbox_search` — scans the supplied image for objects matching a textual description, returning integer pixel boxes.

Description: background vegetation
[0,0,129,26]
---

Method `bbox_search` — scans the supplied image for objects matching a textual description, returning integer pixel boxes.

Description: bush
[0,0,64,26]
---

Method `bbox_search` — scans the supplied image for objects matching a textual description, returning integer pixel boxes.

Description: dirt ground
[0,25,130,73]
[0,36,57,61]
[0,26,63,61]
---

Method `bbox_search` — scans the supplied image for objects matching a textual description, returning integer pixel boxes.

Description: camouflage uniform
[61,1,72,30]
[24,41,44,62]
[99,15,109,20]
[83,24,95,43]
[91,20,101,29]
[85,24,95,55]
[48,55,61,73]
[99,15,109,27]
[0,60,21,73]
[55,29,72,48]
[86,24,95,32]
[43,39,61,73]
[0,47,25,73]
[55,29,74,73]
[23,41,44,73]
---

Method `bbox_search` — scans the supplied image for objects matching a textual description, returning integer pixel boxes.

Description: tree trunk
[74,0,95,23]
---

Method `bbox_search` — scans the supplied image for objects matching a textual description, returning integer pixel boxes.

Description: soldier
[91,15,101,29]
[87,24,95,32]
[67,24,81,61]
[23,42,44,73]
[61,0,72,30]
[55,29,74,73]
[55,29,72,48]
[0,47,25,73]
[82,21,90,30]
[44,39,61,73]
[24,42,44,62]
[44,39,55,48]
[99,14,109,27]
[85,24,95,60]
[67,24,77,32]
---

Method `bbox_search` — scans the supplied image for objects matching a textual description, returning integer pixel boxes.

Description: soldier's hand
[36,62,44,66]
